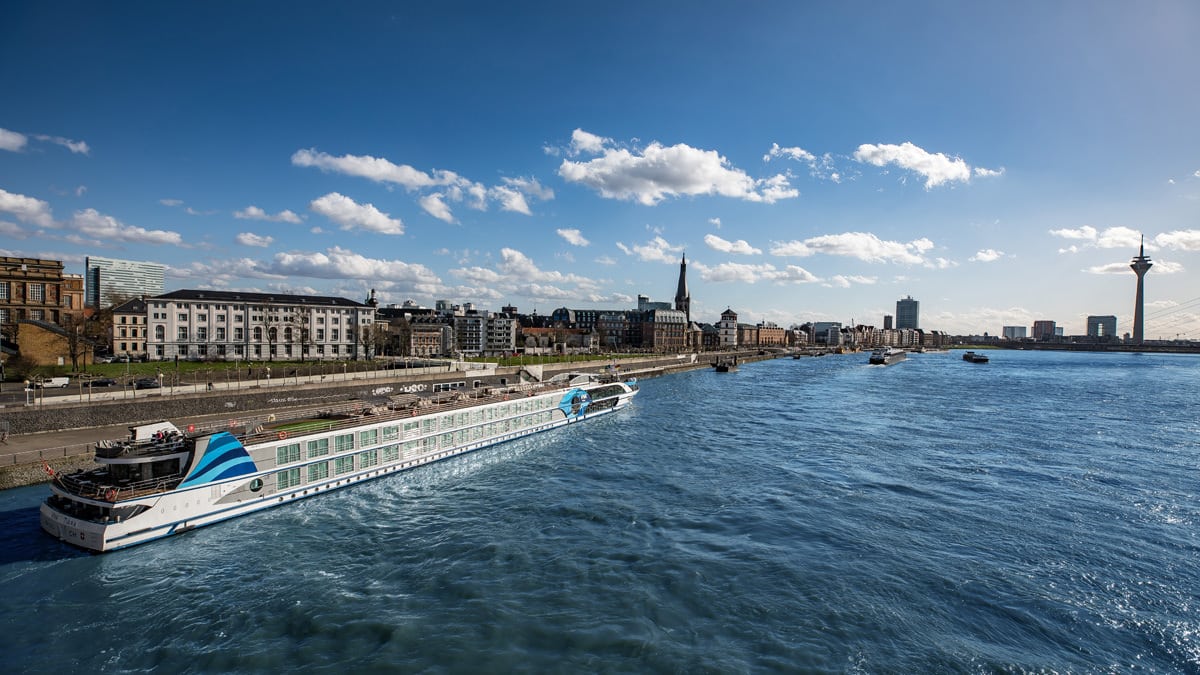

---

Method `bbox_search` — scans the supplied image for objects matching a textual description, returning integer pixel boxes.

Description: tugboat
[962,351,989,363]
[713,356,739,372]
[868,347,906,365]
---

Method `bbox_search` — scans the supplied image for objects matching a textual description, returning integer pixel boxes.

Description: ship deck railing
[94,437,189,459]
[230,380,584,448]
[55,469,184,502]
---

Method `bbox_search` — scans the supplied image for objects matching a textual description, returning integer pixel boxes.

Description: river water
[1,350,1197,673]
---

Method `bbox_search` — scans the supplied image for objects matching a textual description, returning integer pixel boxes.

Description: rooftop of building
[151,289,367,307]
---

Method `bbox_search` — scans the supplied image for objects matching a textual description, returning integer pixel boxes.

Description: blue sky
[2,2,1199,337]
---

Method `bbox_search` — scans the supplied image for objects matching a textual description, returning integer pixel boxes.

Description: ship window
[382,426,399,442]
[335,434,354,453]
[334,456,354,475]
[440,433,453,448]
[276,443,300,465]
[249,478,264,492]
[276,468,301,490]
[403,421,419,435]
[307,438,329,458]
[382,444,399,462]
[359,429,378,447]
[359,449,378,468]
[308,462,329,482]
[403,440,419,456]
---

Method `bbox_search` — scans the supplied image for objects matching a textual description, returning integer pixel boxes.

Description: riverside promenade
[0,352,768,489]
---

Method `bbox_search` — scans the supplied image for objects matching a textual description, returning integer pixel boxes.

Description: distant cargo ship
[869,347,907,365]
[962,351,990,363]
[41,375,639,552]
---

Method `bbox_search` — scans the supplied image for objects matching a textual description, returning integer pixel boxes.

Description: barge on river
[41,375,639,552]
[868,347,907,365]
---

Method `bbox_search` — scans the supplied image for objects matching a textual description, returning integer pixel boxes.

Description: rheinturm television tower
[1130,235,1153,344]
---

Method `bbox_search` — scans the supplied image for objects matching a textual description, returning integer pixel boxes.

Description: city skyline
[2,3,1199,338]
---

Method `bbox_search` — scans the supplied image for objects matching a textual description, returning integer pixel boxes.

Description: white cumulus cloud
[267,246,442,291]
[292,148,444,189]
[235,232,274,247]
[825,274,878,288]
[293,148,549,221]
[704,233,761,255]
[1049,225,1098,241]
[0,128,28,152]
[234,205,302,223]
[763,142,815,163]
[770,232,934,265]
[70,208,183,245]
[309,193,404,235]
[853,141,976,189]
[970,249,1004,262]
[559,130,798,205]
[557,228,590,246]
[0,188,56,227]
[616,236,683,263]
[1155,229,1200,251]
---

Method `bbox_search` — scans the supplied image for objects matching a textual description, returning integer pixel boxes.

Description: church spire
[674,253,690,324]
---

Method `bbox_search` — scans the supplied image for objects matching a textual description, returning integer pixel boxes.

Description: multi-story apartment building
[85,256,165,308]
[452,312,485,356]
[641,308,687,352]
[1032,320,1057,341]
[757,322,786,346]
[0,257,69,331]
[484,312,518,356]
[112,297,149,359]
[145,289,373,361]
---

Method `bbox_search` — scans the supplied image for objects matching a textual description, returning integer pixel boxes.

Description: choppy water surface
[2,350,1198,672]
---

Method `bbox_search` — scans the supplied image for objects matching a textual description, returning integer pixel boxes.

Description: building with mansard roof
[144,289,373,361]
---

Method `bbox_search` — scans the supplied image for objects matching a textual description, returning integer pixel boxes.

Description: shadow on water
[0,504,87,564]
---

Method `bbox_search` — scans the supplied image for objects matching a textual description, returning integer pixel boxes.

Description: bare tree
[61,313,90,370]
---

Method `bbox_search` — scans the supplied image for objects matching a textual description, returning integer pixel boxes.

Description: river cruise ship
[41,375,639,552]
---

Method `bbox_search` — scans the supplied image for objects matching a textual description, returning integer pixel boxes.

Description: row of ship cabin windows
[273,411,561,490]
[274,402,560,466]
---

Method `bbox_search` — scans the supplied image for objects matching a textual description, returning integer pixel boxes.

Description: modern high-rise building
[1129,237,1152,344]
[1032,320,1057,340]
[85,256,165,308]
[883,314,893,330]
[1086,315,1117,338]
[1002,326,1027,339]
[896,296,919,330]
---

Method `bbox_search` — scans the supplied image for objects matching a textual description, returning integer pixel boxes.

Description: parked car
[86,378,117,387]
[31,377,70,389]
[94,356,114,364]
[133,377,161,389]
